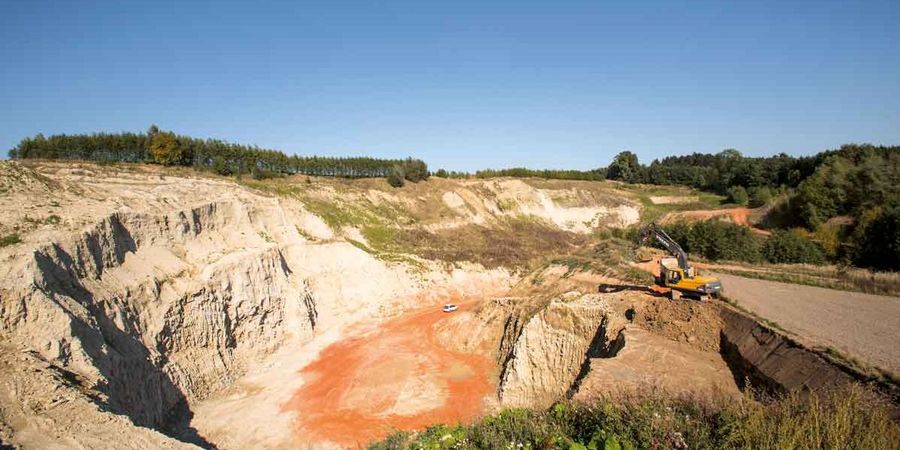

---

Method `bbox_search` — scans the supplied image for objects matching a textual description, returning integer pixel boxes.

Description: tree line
[8,126,429,182]
[609,144,899,271]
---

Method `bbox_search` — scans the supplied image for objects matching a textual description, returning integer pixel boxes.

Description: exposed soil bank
[283,300,496,447]
[716,273,900,376]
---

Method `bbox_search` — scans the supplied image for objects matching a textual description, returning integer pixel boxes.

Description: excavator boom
[635,223,690,271]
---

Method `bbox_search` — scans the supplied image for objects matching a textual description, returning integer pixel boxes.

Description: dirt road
[282,301,495,447]
[715,273,900,375]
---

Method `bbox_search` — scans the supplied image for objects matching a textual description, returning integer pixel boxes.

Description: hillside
[0,161,896,449]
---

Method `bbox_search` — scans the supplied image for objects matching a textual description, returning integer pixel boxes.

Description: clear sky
[2,0,898,171]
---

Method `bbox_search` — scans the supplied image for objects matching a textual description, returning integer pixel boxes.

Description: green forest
[8,126,429,184]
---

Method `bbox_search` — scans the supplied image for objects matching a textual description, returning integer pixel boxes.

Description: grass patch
[369,386,898,450]
[550,257,593,278]
[0,233,22,247]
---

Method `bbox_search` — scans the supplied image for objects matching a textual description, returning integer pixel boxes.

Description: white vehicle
[442,303,458,313]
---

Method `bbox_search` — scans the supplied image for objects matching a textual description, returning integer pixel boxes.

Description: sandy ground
[575,327,740,402]
[715,273,900,375]
[649,195,699,205]
[282,300,496,448]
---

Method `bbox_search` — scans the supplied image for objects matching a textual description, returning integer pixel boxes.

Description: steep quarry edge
[719,306,900,405]
[0,201,321,446]
[494,292,899,413]
[496,293,628,408]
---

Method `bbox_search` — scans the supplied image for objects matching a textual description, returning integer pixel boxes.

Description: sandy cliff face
[497,294,628,407]
[0,200,321,446]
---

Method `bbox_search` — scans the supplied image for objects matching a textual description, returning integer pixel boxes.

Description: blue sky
[2,0,898,171]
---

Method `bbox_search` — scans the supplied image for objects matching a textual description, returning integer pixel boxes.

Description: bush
[748,186,772,207]
[434,168,449,178]
[763,230,826,264]
[212,156,231,175]
[401,158,429,182]
[0,233,21,247]
[387,165,405,187]
[727,185,749,206]
[852,207,900,271]
[662,219,761,262]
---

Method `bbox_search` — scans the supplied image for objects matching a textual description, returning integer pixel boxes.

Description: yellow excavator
[634,223,723,300]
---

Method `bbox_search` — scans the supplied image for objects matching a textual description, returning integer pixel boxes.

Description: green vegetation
[726,185,749,206]
[9,126,428,184]
[0,233,22,247]
[369,387,898,450]
[662,220,762,263]
[387,165,406,187]
[762,230,826,264]
[148,128,181,165]
[468,167,607,181]
[747,186,772,208]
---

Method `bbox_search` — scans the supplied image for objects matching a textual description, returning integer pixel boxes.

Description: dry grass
[391,218,588,271]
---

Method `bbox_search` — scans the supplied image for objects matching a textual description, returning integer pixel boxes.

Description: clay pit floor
[715,273,900,375]
[282,301,496,448]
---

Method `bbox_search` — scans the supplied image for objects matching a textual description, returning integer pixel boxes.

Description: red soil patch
[663,207,770,235]
[282,301,495,447]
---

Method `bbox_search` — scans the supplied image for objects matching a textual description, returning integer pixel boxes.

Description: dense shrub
[386,166,405,187]
[727,185,749,206]
[852,207,900,270]
[400,157,429,182]
[748,186,772,207]
[762,230,826,264]
[662,219,761,262]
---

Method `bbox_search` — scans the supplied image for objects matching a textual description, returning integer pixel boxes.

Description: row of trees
[8,126,429,182]
[471,167,606,181]
[659,220,826,265]
[604,145,899,270]
[604,149,824,193]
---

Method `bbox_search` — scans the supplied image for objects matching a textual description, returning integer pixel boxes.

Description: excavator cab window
[668,270,682,285]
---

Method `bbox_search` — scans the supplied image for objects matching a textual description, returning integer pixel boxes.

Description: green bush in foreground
[368,386,898,450]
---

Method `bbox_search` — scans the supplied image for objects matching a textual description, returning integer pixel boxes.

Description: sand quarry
[0,161,894,449]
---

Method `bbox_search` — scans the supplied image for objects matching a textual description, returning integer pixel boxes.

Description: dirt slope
[715,273,900,375]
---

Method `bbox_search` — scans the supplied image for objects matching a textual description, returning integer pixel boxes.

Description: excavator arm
[635,223,690,271]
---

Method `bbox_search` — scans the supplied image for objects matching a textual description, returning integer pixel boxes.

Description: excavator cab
[635,224,723,301]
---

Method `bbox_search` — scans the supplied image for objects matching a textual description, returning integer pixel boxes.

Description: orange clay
[281,299,495,447]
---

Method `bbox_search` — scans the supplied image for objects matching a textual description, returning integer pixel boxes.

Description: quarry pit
[0,161,892,449]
